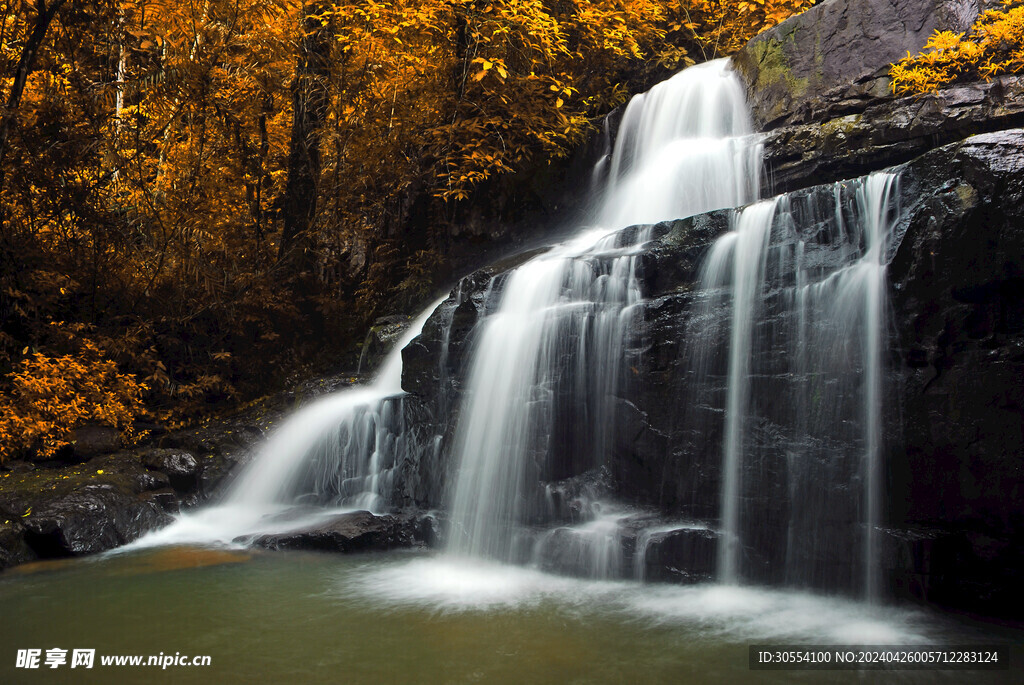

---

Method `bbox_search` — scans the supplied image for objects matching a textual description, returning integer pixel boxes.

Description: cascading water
[685,173,900,596]
[444,59,762,568]
[130,298,445,546]
[696,199,780,584]
[133,55,903,604]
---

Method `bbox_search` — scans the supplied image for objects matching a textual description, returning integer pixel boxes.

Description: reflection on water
[1,548,1020,685]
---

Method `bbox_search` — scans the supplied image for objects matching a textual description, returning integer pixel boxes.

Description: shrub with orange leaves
[0,341,148,461]
[890,0,1024,94]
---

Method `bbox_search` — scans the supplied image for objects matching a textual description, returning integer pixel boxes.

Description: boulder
[0,453,178,564]
[19,484,171,557]
[357,314,413,375]
[639,527,719,584]
[69,425,122,461]
[0,519,36,568]
[141,448,200,493]
[249,511,420,553]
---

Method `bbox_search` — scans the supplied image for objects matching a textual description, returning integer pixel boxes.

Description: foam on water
[345,557,932,644]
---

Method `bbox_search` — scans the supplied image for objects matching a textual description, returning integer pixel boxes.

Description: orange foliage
[0,0,814,436]
[890,0,1024,94]
[0,338,147,461]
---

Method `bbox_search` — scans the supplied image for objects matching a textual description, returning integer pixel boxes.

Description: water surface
[1,548,1019,684]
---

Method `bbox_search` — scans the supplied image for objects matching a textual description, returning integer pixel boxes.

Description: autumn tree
[0,0,816,451]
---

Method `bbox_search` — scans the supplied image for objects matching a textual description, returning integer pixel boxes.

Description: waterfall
[133,55,904,604]
[131,297,446,546]
[697,199,780,584]
[223,297,446,512]
[445,59,762,564]
[857,173,899,602]
[686,174,900,596]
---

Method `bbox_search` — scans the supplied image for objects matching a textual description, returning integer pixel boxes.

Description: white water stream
[445,59,762,563]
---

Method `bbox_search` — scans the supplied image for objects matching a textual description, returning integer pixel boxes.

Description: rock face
[761,75,1024,195]
[732,0,991,130]
[887,131,1024,615]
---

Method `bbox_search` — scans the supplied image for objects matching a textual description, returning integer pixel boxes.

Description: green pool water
[0,547,1019,684]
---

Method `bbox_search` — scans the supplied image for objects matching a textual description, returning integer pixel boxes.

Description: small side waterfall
[132,298,445,545]
[445,59,762,564]
[686,174,900,596]
[224,297,446,513]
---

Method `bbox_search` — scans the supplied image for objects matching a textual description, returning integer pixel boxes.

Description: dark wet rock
[19,485,170,557]
[415,512,444,548]
[154,420,271,499]
[358,314,414,374]
[0,455,176,561]
[248,511,419,553]
[733,0,990,130]
[132,468,172,493]
[402,264,502,398]
[146,489,181,513]
[157,423,264,459]
[289,374,366,402]
[0,519,36,568]
[141,449,200,493]
[639,527,719,584]
[69,425,122,461]
[532,526,625,578]
[0,447,227,566]
[884,130,1024,617]
[879,525,1023,615]
[543,467,617,523]
[761,75,1024,196]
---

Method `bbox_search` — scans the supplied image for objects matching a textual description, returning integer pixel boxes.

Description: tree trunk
[279,2,331,272]
[0,0,67,291]
[0,0,67,174]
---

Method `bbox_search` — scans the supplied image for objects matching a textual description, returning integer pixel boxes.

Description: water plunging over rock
[444,59,762,565]
[129,299,445,547]
[684,175,900,597]
[113,40,1024,619]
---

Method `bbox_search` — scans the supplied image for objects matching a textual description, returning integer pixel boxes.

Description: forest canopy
[0,0,813,460]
